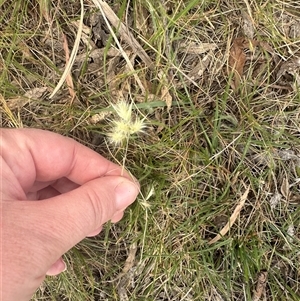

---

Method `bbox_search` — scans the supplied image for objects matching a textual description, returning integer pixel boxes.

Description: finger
[1,128,133,194]
[46,257,67,276]
[51,177,80,194]
[111,211,125,223]
[2,176,139,301]
[26,185,59,200]
[0,158,25,200]
[27,179,78,200]
[86,226,103,237]
[30,178,79,195]
[20,176,139,265]
[36,186,60,200]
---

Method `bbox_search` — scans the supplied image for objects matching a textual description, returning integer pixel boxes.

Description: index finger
[1,128,130,193]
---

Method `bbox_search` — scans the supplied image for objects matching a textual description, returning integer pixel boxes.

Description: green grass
[1,0,300,300]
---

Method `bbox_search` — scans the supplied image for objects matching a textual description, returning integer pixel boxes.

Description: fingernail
[62,261,67,272]
[115,180,139,210]
[46,258,67,276]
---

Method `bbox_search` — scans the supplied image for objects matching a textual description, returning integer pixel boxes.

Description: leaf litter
[252,270,268,301]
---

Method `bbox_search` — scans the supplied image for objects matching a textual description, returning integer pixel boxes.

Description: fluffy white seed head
[108,101,147,145]
[111,101,132,122]
[108,129,128,145]
[129,118,146,134]
[113,120,131,134]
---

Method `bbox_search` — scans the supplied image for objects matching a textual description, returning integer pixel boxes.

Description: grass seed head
[108,129,128,145]
[111,101,132,122]
[113,119,132,133]
[108,101,146,145]
[129,118,146,134]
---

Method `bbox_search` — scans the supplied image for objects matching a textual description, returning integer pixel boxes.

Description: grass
[1,0,300,300]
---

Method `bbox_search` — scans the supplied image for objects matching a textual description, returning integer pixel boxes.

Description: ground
[1,0,300,300]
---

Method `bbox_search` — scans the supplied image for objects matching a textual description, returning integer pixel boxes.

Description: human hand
[0,128,139,301]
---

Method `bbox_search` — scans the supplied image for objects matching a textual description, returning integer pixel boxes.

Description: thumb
[2,176,139,301]
[31,176,139,263]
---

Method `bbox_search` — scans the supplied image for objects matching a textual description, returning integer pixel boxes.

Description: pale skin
[0,128,139,301]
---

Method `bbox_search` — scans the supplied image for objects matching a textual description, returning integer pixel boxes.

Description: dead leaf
[277,149,298,161]
[110,242,137,283]
[24,87,48,99]
[158,71,172,111]
[113,243,138,301]
[74,47,121,67]
[242,11,255,39]
[178,41,217,54]
[89,111,111,124]
[252,270,268,301]
[7,87,48,110]
[122,243,137,275]
[49,0,84,99]
[62,33,76,101]
[208,186,250,245]
[6,96,28,110]
[228,37,258,89]
[228,38,246,89]
[160,85,172,112]
[280,176,290,199]
[72,20,95,50]
[277,57,300,79]
[269,192,282,209]
[188,51,213,80]
[290,21,300,38]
